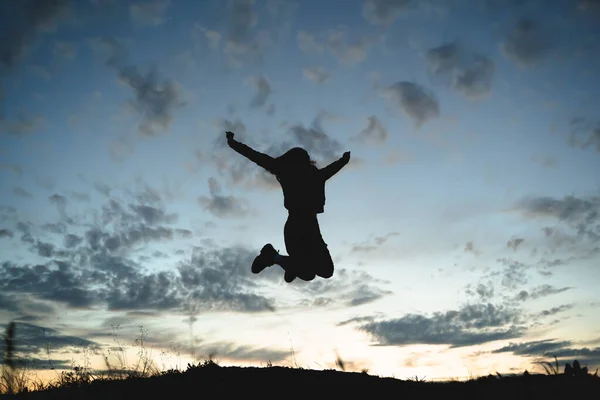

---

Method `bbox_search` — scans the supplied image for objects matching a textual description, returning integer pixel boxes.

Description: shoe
[284,270,296,283]
[252,243,278,274]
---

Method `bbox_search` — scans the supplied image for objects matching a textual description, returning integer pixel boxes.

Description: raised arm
[320,151,350,181]
[226,131,278,174]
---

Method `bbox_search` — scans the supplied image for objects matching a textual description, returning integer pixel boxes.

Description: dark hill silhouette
[5,361,600,400]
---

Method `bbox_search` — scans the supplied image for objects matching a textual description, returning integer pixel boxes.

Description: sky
[1,0,600,382]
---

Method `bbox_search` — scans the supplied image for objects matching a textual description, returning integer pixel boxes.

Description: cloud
[492,338,600,367]
[302,67,329,84]
[0,229,14,239]
[297,26,377,66]
[297,31,324,54]
[209,124,281,191]
[91,37,185,136]
[189,341,288,363]
[53,40,78,61]
[198,177,253,218]
[492,339,573,356]
[0,111,45,136]
[501,17,553,67]
[1,189,280,314]
[0,164,23,176]
[507,237,525,251]
[515,285,572,302]
[357,303,525,347]
[465,282,495,301]
[0,0,69,69]
[325,26,375,66]
[222,0,296,63]
[351,232,399,253]
[130,0,170,27]
[568,118,600,154]
[247,75,272,108]
[178,246,277,313]
[426,41,494,98]
[287,111,345,163]
[382,81,440,127]
[353,116,388,145]
[513,195,600,241]
[362,0,412,25]
[0,322,99,361]
[464,241,480,255]
[537,304,574,317]
[13,187,33,198]
[293,269,392,308]
[110,135,135,162]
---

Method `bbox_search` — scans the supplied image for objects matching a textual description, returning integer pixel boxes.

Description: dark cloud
[465,282,495,301]
[492,258,529,291]
[568,117,600,154]
[0,111,45,136]
[105,270,181,311]
[352,116,388,146]
[464,241,480,255]
[0,356,71,370]
[357,303,524,347]
[0,260,99,308]
[0,228,14,238]
[493,339,600,367]
[13,187,33,198]
[0,0,69,69]
[426,41,494,98]
[91,37,185,136]
[248,75,271,108]
[493,339,572,356]
[130,204,177,225]
[336,315,378,327]
[515,284,572,302]
[130,0,170,27]
[537,304,573,317]
[351,232,399,253]
[0,323,98,371]
[178,246,277,313]
[383,81,440,127]
[507,237,525,251]
[288,112,344,163]
[222,0,296,64]
[297,31,324,54]
[0,205,18,223]
[70,191,91,202]
[362,0,412,25]
[64,234,82,248]
[0,164,23,177]
[53,40,78,61]
[198,177,253,218]
[514,195,600,241]
[292,269,392,308]
[501,17,553,67]
[302,67,329,84]
[190,341,288,363]
[297,26,376,66]
[93,180,111,197]
[1,183,282,316]
[175,228,193,238]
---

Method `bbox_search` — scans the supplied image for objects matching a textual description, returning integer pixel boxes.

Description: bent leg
[314,246,334,279]
[275,255,316,282]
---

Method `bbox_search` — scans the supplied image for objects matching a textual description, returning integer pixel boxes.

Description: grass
[1,321,599,399]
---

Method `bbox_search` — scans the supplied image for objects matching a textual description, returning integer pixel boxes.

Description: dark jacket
[228,139,349,214]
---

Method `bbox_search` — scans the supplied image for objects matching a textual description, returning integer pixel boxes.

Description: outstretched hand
[342,151,351,163]
[226,131,234,141]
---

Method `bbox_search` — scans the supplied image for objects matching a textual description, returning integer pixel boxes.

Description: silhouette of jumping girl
[225,131,350,283]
